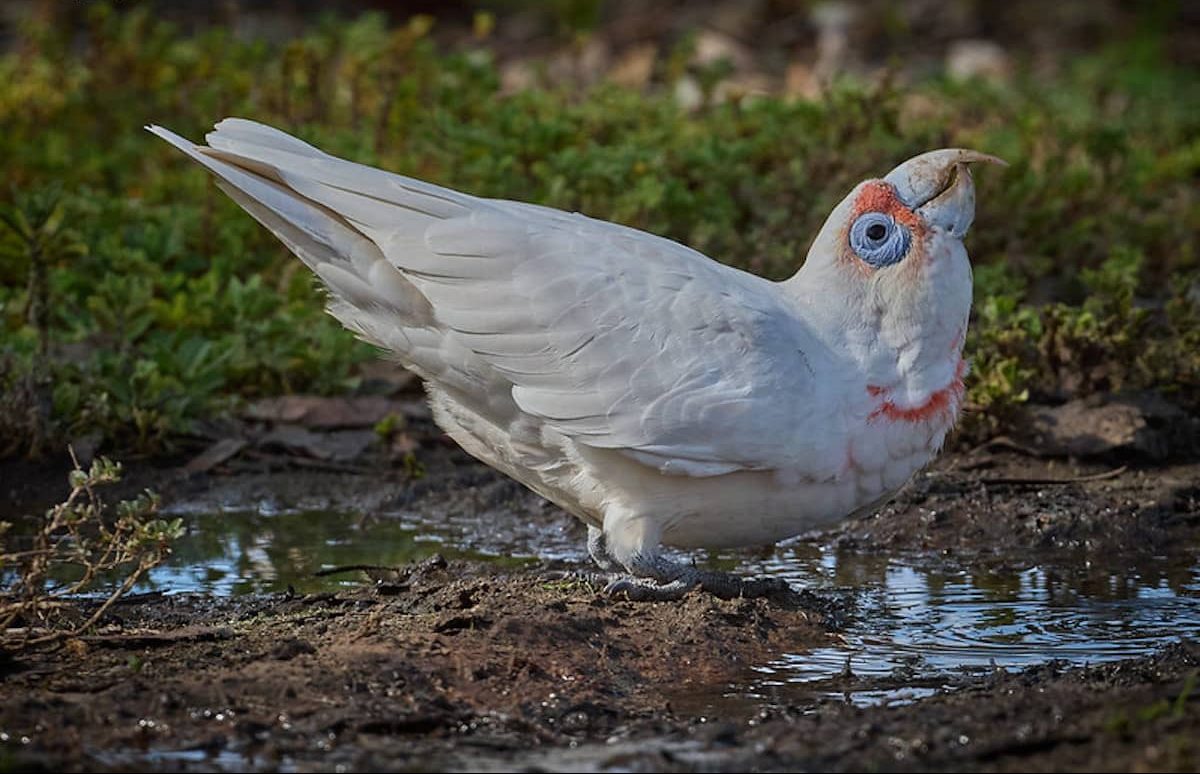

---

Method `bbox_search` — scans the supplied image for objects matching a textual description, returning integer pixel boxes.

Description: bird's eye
[849,212,911,268]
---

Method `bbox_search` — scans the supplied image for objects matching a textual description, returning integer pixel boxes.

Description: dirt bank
[0,560,1196,772]
[1,444,1198,771]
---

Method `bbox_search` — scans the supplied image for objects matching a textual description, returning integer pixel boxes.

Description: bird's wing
[150,119,822,477]
[453,200,823,476]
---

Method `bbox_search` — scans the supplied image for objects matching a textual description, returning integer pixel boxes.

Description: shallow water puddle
[55,502,1200,711]
[749,544,1199,671]
[691,543,1200,711]
[138,506,540,595]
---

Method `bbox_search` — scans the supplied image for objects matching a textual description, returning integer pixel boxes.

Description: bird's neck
[856,318,968,427]
[783,265,970,422]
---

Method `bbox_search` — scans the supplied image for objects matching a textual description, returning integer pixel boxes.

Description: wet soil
[2,444,1199,771]
[3,568,1199,772]
[835,451,1200,560]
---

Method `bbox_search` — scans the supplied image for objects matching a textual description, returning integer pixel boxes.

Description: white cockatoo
[150,119,1002,600]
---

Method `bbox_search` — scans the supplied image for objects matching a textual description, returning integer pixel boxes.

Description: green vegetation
[0,454,180,644]
[1,6,1197,454]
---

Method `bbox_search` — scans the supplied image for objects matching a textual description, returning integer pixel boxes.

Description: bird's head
[790,149,1005,381]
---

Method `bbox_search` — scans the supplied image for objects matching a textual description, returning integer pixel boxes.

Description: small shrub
[0,453,183,645]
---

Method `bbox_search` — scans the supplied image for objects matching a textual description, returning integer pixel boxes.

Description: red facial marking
[851,181,924,232]
[867,358,966,425]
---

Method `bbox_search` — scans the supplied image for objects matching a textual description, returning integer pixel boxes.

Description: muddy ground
[3,0,1197,768]
[2,430,1199,772]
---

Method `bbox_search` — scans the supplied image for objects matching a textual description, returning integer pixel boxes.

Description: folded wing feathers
[149,119,814,477]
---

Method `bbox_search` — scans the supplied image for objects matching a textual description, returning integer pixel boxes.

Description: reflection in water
[733,543,1200,685]
[23,501,1200,692]
[141,508,537,595]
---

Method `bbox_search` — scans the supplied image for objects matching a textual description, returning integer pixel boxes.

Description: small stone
[946,40,1012,83]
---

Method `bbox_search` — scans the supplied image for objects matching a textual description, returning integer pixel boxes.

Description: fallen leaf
[244,395,429,429]
[183,437,248,474]
[609,43,658,88]
[258,425,376,462]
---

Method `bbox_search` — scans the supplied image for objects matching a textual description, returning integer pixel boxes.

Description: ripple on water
[31,502,1200,702]
[731,543,1200,696]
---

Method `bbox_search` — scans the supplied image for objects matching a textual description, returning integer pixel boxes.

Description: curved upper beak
[884,149,1007,238]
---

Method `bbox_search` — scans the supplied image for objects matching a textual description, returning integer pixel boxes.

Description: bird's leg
[587,525,620,572]
[605,552,791,602]
[539,525,624,586]
[592,508,791,602]
[546,511,790,601]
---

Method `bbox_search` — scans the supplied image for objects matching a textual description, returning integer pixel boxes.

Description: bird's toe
[604,576,699,602]
[540,569,622,587]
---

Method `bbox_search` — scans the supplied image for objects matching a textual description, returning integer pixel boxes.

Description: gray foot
[545,539,791,602]
[605,555,792,602]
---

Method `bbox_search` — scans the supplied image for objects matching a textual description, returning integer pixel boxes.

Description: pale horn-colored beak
[884,149,1007,238]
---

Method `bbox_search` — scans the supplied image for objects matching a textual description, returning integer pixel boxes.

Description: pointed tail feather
[146,124,433,327]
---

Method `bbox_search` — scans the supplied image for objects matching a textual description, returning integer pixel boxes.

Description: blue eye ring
[849,212,911,268]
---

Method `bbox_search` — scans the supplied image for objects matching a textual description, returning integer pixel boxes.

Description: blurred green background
[0,0,1197,458]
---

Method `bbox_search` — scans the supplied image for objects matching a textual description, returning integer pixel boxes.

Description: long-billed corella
[150,119,1003,601]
